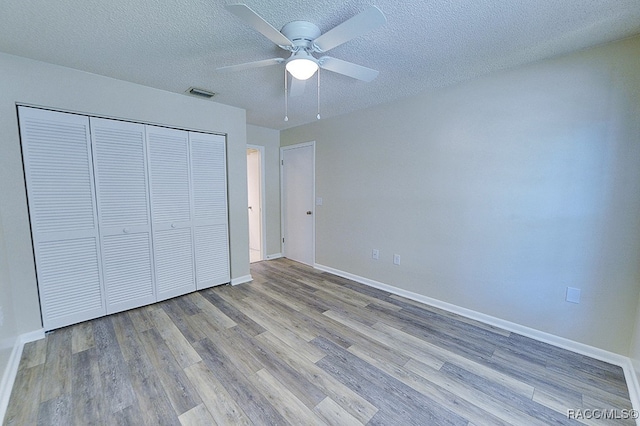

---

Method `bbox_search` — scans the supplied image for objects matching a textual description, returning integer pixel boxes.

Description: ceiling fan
[218,3,387,83]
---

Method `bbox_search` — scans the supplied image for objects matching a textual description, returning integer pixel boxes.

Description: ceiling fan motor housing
[280,21,321,52]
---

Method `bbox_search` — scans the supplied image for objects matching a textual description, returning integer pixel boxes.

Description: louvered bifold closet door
[18,107,106,330]
[90,118,156,313]
[190,132,230,289]
[147,126,196,300]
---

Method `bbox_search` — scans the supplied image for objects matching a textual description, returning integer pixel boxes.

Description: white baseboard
[314,263,640,419]
[265,253,283,260]
[231,274,253,286]
[0,328,45,423]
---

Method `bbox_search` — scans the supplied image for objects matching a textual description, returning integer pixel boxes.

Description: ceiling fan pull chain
[284,69,289,122]
[317,68,321,120]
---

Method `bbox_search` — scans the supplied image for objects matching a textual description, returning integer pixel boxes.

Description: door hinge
[282,237,285,243]
[281,159,284,165]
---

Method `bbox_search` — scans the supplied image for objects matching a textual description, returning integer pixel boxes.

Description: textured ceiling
[0,1,639,130]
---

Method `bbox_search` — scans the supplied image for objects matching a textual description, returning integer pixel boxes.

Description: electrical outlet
[393,254,401,265]
[566,287,581,304]
[372,249,379,260]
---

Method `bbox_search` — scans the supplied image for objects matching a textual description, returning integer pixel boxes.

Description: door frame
[247,144,266,262]
[280,141,316,265]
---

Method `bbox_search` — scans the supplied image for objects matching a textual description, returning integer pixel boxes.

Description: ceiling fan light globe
[286,58,318,80]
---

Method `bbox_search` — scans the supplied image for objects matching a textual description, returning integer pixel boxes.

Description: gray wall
[281,36,640,355]
[247,125,282,258]
[0,52,249,375]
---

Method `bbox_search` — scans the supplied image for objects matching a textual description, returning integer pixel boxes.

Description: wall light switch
[372,249,379,260]
[393,254,401,265]
[566,287,581,304]
[316,197,323,206]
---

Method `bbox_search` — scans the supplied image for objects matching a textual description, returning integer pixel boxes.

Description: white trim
[265,253,283,260]
[247,144,266,262]
[0,329,45,423]
[280,141,316,266]
[314,262,640,419]
[231,274,253,286]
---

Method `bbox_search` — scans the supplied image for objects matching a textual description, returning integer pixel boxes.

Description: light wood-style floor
[4,258,635,425]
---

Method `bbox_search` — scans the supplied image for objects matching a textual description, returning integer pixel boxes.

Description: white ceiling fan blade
[217,57,284,72]
[226,4,293,47]
[319,56,379,82]
[289,75,306,97]
[313,6,386,52]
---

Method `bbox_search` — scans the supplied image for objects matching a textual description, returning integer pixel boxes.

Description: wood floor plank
[314,397,362,426]
[70,348,108,425]
[39,327,72,402]
[387,293,512,336]
[187,291,237,329]
[37,394,71,426]
[440,361,579,425]
[71,321,95,354]
[112,313,181,425]
[6,258,634,426]
[255,330,378,423]
[324,309,444,370]
[198,289,266,336]
[127,304,157,334]
[137,327,202,416]
[158,298,207,344]
[248,368,323,425]
[193,337,288,425]
[3,364,44,426]
[178,404,217,426]
[219,325,327,410]
[18,338,47,370]
[371,320,536,399]
[348,344,511,426]
[183,361,251,426]
[222,293,327,363]
[149,307,202,369]
[404,358,554,426]
[92,316,137,415]
[312,335,469,426]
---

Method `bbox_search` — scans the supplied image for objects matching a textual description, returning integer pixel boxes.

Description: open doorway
[247,145,265,263]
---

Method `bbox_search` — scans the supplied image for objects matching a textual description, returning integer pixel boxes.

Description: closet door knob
[123,228,129,234]
[171,223,177,228]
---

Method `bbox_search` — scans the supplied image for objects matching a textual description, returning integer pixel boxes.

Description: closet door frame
[19,106,231,330]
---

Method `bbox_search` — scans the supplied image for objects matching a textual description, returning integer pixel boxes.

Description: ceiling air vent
[187,87,215,99]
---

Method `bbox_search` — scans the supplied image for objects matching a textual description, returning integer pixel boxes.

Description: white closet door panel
[154,228,196,300]
[90,117,156,312]
[91,118,150,230]
[102,232,155,312]
[19,107,106,330]
[190,133,228,224]
[19,108,98,236]
[190,132,230,290]
[36,238,104,329]
[194,224,230,289]
[147,126,192,225]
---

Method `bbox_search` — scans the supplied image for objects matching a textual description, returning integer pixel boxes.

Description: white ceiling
[0,1,639,130]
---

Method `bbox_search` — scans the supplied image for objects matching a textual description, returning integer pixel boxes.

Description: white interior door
[282,142,315,266]
[247,147,263,263]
